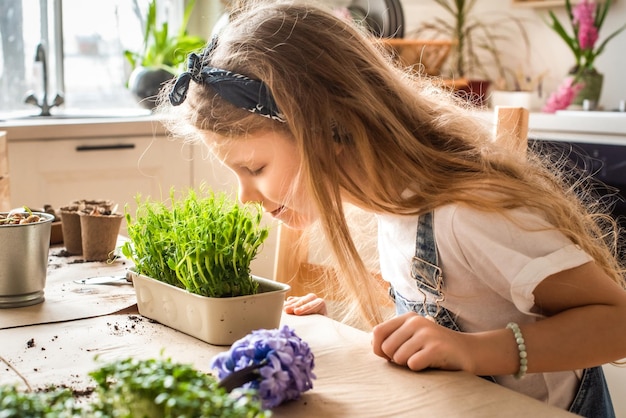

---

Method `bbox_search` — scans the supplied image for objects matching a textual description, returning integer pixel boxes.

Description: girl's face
[206,130,318,230]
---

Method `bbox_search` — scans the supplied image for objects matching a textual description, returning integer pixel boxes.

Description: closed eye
[245,166,265,176]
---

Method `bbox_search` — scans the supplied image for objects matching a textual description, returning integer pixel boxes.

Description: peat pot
[80,213,123,261]
[128,269,291,345]
[0,212,55,308]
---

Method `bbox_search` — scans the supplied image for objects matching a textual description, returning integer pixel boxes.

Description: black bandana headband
[169,38,286,123]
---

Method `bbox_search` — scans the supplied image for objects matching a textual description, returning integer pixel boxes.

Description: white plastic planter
[128,269,290,345]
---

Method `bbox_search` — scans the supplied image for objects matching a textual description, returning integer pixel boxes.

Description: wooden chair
[273,106,530,301]
[493,106,529,155]
[0,131,10,212]
[273,207,384,301]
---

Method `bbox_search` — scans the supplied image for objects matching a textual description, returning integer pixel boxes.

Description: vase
[128,67,175,110]
[456,79,492,108]
[570,68,604,108]
[128,269,291,345]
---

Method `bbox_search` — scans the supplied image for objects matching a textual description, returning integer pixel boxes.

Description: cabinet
[191,140,238,197]
[8,135,194,233]
[531,139,626,218]
[4,118,278,280]
[7,129,277,279]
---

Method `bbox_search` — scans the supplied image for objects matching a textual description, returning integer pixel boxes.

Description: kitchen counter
[471,108,626,145]
[0,115,167,141]
[528,111,626,145]
[2,109,624,143]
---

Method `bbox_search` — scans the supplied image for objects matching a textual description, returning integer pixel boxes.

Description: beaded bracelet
[506,322,528,379]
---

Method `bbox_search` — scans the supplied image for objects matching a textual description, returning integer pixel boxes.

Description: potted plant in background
[124,0,206,109]
[543,0,626,112]
[410,0,532,107]
[122,187,290,345]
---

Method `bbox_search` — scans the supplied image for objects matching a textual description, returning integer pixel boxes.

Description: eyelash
[247,166,264,176]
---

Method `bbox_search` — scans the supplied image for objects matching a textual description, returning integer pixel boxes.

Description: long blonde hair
[160,0,624,327]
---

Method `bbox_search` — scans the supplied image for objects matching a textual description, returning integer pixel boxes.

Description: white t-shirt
[377,204,593,410]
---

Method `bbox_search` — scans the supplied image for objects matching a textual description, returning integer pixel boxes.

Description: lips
[270,206,286,218]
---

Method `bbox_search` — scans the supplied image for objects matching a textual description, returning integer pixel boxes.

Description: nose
[237,178,263,205]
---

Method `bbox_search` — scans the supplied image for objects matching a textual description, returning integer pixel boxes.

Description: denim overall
[389,212,615,417]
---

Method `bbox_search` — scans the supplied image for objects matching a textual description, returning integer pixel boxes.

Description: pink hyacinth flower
[572,0,599,50]
[542,77,585,113]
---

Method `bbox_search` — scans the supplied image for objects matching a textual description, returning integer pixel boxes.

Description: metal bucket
[0,212,54,308]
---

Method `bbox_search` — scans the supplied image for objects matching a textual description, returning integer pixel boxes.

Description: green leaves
[122,188,270,298]
[0,385,81,417]
[89,356,268,417]
[0,357,269,417]
[412,0,532,86]
[124,0,206,75]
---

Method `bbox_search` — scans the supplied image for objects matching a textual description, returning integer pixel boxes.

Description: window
[0,0,185,117]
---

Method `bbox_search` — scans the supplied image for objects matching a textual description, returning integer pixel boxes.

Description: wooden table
[0,245,575,417]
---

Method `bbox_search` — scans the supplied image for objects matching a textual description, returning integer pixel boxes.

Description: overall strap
[412,211,443,293]
[411,211,495,384]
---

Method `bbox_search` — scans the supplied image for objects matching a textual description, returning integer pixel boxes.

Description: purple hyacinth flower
[211,325,316,409]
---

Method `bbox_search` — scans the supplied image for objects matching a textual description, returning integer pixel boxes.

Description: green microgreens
[121,187,269,298]
[0,356,269,417]
[89,356,268,417]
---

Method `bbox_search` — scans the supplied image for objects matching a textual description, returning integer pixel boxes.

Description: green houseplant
[124,0,206,108]
[121,187,290,345]
[410,0,532,105]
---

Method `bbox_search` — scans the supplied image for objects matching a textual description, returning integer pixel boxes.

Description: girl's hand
[284,293,328,316]
[371,312,474,373]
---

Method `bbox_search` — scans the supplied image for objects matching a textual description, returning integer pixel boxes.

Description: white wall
[400,0,626,111]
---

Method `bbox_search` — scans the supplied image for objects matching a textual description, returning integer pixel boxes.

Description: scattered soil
[52,249,75,258]
[8,315,149,400]
[39,383,97,399]
[105,314,148,337]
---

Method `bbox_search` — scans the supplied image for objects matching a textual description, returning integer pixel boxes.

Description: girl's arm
[371,261,626,376]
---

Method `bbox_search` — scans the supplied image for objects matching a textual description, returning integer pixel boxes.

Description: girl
[161,1,626,415]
